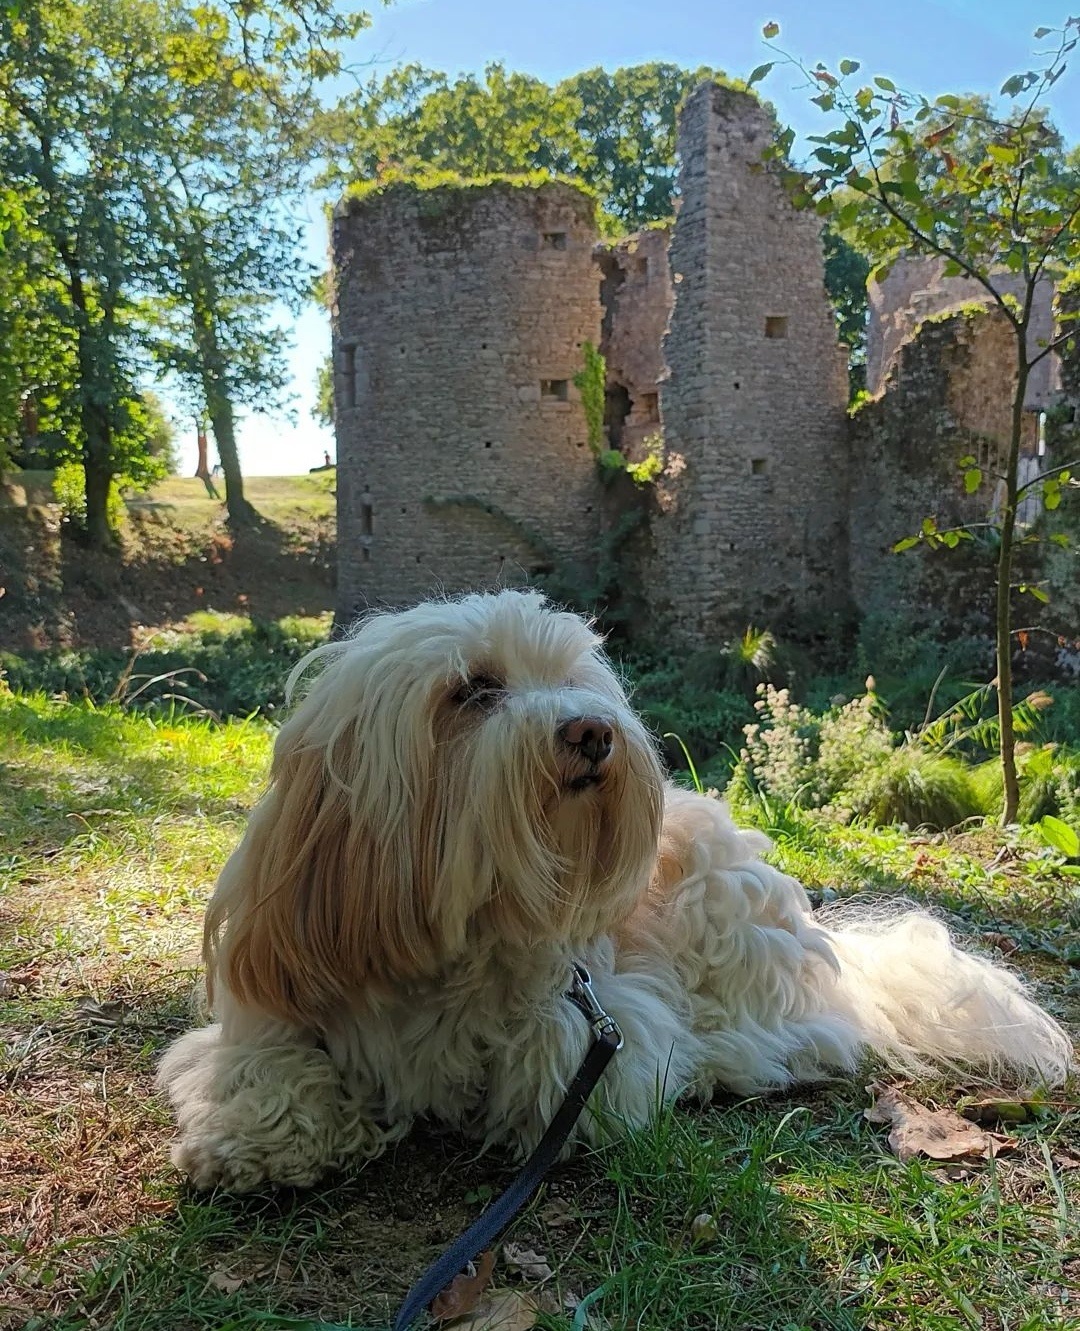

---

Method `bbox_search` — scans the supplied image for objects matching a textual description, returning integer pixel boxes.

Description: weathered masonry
[332,81,1077,649]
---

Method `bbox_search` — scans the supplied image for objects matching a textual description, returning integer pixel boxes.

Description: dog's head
[208,590,664,1025]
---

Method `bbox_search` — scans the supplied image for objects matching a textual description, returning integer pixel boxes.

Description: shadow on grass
[36,1117,874,1331]
[1,507,335,653]
[6,981,1076,1331]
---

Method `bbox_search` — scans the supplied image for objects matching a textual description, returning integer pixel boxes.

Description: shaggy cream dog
[159,590,1072,1191]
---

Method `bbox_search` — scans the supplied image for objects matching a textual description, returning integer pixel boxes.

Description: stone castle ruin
[331,82,1077,649]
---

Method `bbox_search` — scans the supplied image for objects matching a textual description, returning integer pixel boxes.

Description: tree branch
[1016,458,1080,496]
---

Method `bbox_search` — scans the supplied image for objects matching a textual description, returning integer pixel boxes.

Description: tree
[755,20,1080,823]
[316,61,728,234]
[1,0,374,541]
[313,355,334,430]
[0,0,175,546]
[822,225,871,393]
[140,0,367,526]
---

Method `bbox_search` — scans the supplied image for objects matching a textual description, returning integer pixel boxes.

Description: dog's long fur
[158,591,1073,1191]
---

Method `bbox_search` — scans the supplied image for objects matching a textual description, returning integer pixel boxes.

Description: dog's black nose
[558,715,615,765]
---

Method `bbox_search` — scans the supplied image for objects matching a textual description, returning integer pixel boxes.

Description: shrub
[840,748,984,830]
[52,461,126,533]
[740,685,826,807]
[1,614,331,719]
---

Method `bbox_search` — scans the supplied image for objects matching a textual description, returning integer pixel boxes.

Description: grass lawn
[1,693,1077,1331]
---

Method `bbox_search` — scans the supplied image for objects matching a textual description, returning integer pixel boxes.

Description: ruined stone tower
[647,83,851,642]
[331,180,603,621]
[332,85,855,646]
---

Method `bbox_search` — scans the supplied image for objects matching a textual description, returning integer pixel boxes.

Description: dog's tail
[822,905,1073,1086]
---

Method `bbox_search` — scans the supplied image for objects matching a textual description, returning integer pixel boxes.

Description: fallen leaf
[445,1289,539,1331]
[981,932,1021,955]
[432,1250,495,1321]
[539,1198,575,1228]
[1052,1147,1080,1172]
[865,1086,1016,1163]
[501,1243,553,1283]
[206,1269,246,1296]
[689,1213,719,1247]
[73,997,128,1027]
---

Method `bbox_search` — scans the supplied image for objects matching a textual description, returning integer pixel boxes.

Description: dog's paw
[170,1133,325,1193]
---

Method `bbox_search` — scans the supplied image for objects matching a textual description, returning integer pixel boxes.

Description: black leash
[391,963,623,1331]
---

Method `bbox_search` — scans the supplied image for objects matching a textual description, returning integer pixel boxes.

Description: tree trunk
[194,425,220,499]
[74,303,116,551]
[995,354,1029,825]
[82,442,114,549]
[207,388,257,526]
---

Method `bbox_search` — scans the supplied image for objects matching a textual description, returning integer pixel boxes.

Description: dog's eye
[452,673,504,708]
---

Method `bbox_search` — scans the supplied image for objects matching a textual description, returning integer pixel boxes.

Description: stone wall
[866,256,1059,410]
[332,180,604,621]
[598,227,673,461]
[849,307,1037,631]
[646,82,851,644]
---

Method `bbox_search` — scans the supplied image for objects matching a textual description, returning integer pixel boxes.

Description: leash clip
[567,963,624,1051]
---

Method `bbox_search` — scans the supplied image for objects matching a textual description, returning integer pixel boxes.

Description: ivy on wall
[573,341,607,455]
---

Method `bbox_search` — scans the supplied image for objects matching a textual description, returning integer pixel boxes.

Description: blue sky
[174,1,1079,477]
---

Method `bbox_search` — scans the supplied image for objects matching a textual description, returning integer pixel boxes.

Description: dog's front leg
[156,1023,383,1192]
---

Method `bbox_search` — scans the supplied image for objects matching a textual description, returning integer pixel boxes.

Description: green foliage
[313,354,334,429]
[738,682,988,828]
[0,614,330,718]
[574,341,607,454]
[917,683,1054,757]
[624,655,754,784]
[682,626,783,700]
[341,166,593,210]
[625,433,665,486]
[822,224,871,393]
[842,747,983,830]
[52,461,126,533]
[1,0,371,540]
[757,20,1080,823]
[318,61,734,235]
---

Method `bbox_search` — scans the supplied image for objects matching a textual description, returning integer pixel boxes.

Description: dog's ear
[203,704,442,1028]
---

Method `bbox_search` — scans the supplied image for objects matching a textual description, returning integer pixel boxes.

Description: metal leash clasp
[567,962,624,1051]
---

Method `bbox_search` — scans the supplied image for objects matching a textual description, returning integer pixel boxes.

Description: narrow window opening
[751,457,769,476]
[634,255,649,277]
[361,501,373,536]
[339,344,357,409]
[484,441,493,449]
[361,547,370,562]
[734,381,741,390]
[641,392,660,423]
[542,231,567,250]
[541,379,569,401]
[605,384,632,449]
[764,316,789,340]
[728,541,737,552]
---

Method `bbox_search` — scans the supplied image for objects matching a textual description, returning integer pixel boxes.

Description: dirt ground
[0,472,337,651]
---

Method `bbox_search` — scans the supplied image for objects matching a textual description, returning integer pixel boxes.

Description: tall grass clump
[0,612,331,719]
